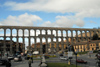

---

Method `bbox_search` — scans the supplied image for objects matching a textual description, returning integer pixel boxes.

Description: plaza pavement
[13,62,40,67]
[0,61,40,67]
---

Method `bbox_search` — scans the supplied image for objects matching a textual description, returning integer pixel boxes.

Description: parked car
[25,56,32,60]
[96,60,100,67]
[60,56,68,61]
[14,56,22,62]
[59,54,63,56]
[33,51,39,55]
[76,59,87,64]
[0,58,7,65]
[96,53,100,60]
[25,53,32,60]
[44,56,49,59]
[8,56,14,60]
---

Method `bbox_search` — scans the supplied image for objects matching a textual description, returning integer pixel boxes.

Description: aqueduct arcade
[0,26,100,54]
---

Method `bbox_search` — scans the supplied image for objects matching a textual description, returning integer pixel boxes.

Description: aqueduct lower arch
[0,26,100,54]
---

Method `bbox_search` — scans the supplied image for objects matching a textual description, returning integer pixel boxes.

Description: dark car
[96,60,100,67]
[44,56,49,59]
[8,56,14,60]
[96,52,100,60]
[25,56,32,60]
[59,54,63,56]
[0,58,7,65]
[76,59,87,64]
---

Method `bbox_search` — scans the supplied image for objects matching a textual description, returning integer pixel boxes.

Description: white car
[60,56,68,61]
[14,56,22,62]
[33,51,39,55]
[8,56,14,60]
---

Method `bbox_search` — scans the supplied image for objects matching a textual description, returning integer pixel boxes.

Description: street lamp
[32,48,33,63]
[75,52,77,67]
[0,46,1,58]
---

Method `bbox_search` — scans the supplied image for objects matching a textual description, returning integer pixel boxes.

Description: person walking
[28,58,32,67]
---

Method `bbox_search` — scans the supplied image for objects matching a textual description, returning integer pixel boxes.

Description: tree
[92,33,98,40]
[71,45,75,53]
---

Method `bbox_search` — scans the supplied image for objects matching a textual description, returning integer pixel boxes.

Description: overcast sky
[0,0,100,47]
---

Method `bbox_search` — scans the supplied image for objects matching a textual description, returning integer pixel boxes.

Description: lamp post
[0,46,1,58]
[32,48,33,63]
[75,52,77,67]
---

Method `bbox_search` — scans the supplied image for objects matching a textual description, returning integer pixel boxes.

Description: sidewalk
[13,62,40,67]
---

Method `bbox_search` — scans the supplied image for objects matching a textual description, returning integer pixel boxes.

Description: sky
[0,0,100,28]
[0,0,100,48]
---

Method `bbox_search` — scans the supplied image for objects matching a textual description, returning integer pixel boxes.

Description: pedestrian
[89,53,91,57]
[7,53,8,57]
[28,58,32,67]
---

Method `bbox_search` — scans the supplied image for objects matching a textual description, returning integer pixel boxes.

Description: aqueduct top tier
[0,26,100,54]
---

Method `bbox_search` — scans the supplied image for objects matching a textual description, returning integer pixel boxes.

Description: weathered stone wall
[0,26,100,54]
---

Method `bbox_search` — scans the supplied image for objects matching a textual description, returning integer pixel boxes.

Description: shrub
[93,50,98,53]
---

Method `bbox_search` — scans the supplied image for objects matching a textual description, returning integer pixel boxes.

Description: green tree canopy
[92,33,98,40]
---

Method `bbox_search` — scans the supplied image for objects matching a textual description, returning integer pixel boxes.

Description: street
[0,53,98,67]
[0,57,40,67]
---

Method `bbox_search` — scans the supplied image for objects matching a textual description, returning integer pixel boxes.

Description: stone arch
[36,37,40,51]
[82,30,85,37]
[30,29,35,36]
[36,37,40,43]
[53,38,56,48]
[6,37,10,40]
[58,38,61,50]
[63,38,66,49]
[6,37,11,53]
[31,38,34,46]
[42,37,46,43]
[42,30,46,35]
[68,30,71,37]
[58,30,61,36]
[52,30,56,36]
[12,37,17,53]
[12,29,17,36]
[73,30,76,37]
[18,37,23,43]
[18,37,23,52]
[6,28,11,36]
[47,30,51,35]
[77,30,81,37]
[42,37,46,53]
[36,29,40,36]
[48,38,51,49]
[63,30,66,37]
[25,37,29,50]
[0,28,4,36]
[24,29,29,36]
[58,37,61,42]
[53,38,56,42]
[87,31,90,37]
[0,37,4,40]
[18,29,23,36]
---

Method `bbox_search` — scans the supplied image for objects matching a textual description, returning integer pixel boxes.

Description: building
[73,31,100,52]
[0,40,24,55]
[27,31,100,54]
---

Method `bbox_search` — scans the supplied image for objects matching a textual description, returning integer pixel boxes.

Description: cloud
[4,0,100,17]
[0,13,42,26]
[3,0,100,28]
[41,15,84,27]
[90,21,97,24]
